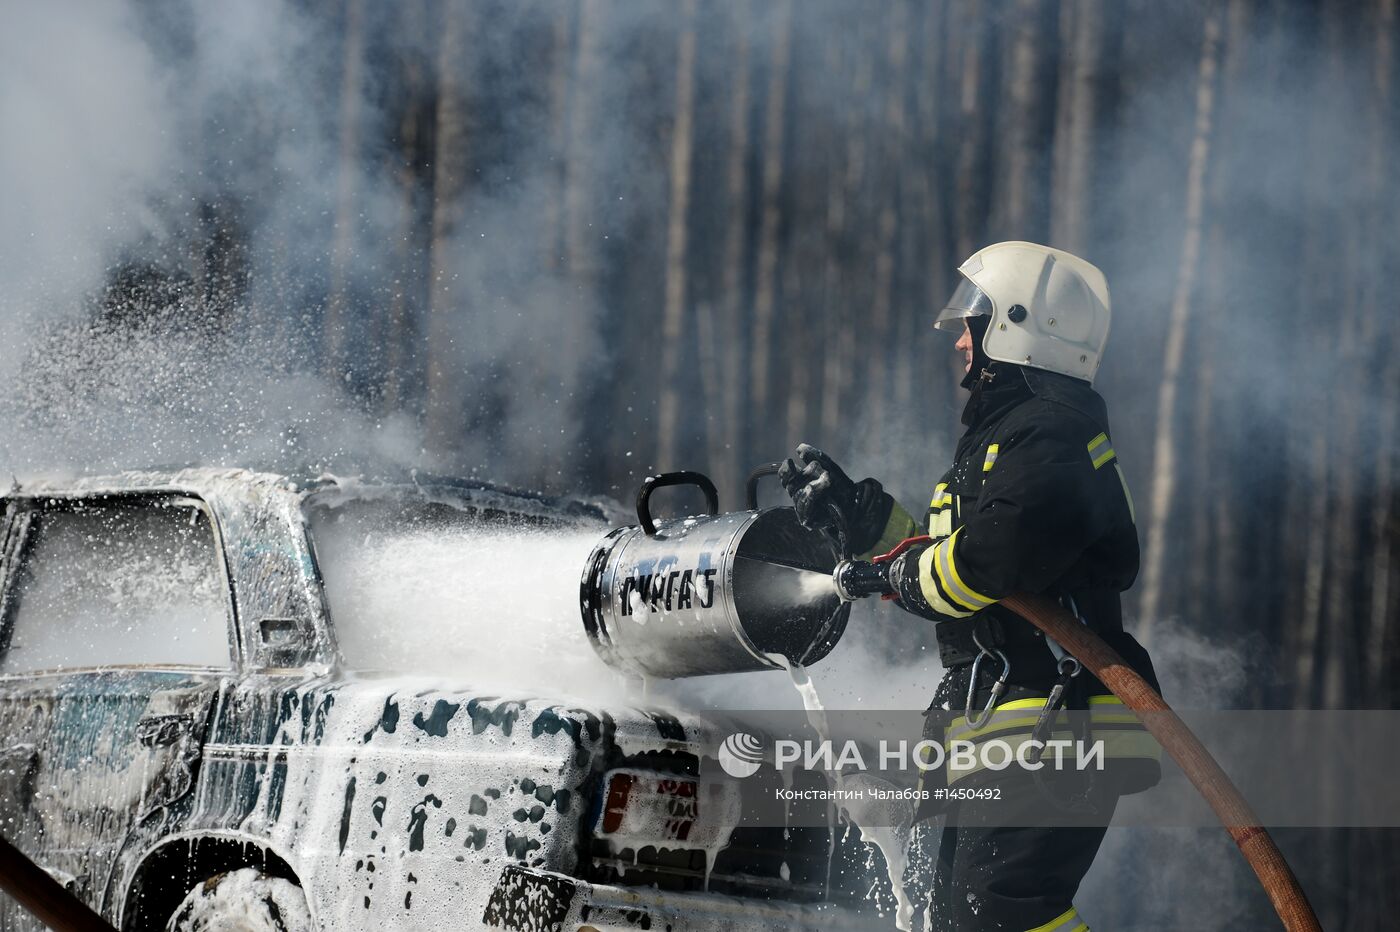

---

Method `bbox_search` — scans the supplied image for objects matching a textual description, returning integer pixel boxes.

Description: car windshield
[305,496,620,697]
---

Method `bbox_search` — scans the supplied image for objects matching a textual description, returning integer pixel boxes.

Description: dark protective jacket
[863,361,1161,794]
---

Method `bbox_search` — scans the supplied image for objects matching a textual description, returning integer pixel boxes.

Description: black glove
[778,444,853,533]
[778,443,895,556]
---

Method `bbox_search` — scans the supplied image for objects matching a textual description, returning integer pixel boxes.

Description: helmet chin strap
[959,314,993,390]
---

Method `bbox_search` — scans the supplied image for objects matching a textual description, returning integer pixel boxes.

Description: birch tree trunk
[864,0,909,439]
[951,0,987,264]
[1365,0,1397,697]
[1291,2,1348,707]
[542,2,576,273]
[1316,2,1368,711]
[657,0,699,471]
[749,0,793,445]
[820,10,869,441]
[782,14,827,452]
[1198,0,1248,637]
[1050,0,1106,255]
[901,0,946,433]
[564,0,611,487]
[1306,0,1364,871]
[1137,7,1222,636]
[424,0,470,455]
[994,0,1044,239]
[715,1,751,500]
[565,0,600,290]
[383,0,428,413]
[324,0,365,383]
[1184,225,1220,631]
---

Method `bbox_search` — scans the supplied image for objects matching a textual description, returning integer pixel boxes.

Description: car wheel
[165,868,312,932]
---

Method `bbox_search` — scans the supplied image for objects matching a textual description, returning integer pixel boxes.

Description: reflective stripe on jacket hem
[940,695,1162,784]
[1026,906,1089,932]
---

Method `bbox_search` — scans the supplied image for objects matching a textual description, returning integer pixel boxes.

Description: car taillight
[593,768,739,850]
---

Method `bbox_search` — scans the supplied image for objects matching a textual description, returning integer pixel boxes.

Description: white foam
[314,522,634,704]
[783,657,917,930]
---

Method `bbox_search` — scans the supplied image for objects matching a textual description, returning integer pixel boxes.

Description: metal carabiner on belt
[1026,655,1082,764]
[1044,594,1090,663]
[965,628,1011,731]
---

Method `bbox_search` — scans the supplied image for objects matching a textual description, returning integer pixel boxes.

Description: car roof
[10,467,620,526]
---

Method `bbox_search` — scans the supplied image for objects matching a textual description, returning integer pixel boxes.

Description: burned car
[0,469,887,930]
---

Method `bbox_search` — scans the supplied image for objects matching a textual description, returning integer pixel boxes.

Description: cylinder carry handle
[636,471,720,535]
[745,462,783,510]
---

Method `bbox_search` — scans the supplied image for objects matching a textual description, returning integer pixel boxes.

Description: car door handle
[135,714,194,749]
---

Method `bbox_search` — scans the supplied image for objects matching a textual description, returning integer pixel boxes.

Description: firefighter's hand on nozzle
[779,444,857,535]
[833,559,893,602]
[835,543,931,606]
[885,547,928,611]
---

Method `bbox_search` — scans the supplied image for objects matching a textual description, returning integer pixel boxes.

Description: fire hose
[1000,591,1322,932]
[835,538,1321,929]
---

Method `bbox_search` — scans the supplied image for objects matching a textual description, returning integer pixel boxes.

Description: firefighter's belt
[936,616,1007,667]
[935,612,1047,663]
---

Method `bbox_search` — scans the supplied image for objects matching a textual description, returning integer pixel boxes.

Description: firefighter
[780,241,1161,932]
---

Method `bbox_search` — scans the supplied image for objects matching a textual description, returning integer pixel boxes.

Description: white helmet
[935,241,1111,383]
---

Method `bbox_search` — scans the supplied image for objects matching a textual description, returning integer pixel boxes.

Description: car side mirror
[258,616,315,667]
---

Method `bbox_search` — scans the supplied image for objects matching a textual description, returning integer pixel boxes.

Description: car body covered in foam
[0,469,888,931]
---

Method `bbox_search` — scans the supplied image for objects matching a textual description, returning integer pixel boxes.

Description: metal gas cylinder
[579,468,850,679]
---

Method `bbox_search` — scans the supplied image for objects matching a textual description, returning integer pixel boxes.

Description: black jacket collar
[961,364,1108,432]
[961,362,1033,428]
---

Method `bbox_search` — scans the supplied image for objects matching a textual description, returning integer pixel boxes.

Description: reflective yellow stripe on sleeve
[934,527,996,611]
[918,528,996,616]
[917,541,974,618]
[1087,432,1116,470]
[982,443,999,472]
[1026,906,1089,932]
[928,508,954,539]
[926,483,954,538]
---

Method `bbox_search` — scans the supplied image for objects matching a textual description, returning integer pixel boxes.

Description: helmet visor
[934,277,993,332]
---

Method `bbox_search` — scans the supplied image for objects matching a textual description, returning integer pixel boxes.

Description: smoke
[1,4,1388,922]
[0,0,173,364]
[0,0,390,475]
[3,3,1393,505]
[0,0,946,713]
[1074,617,1264,927]
[0,0,611,483]
[1138,616,1259,706]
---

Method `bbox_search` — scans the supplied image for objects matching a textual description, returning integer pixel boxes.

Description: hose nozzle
[833,559,894,602]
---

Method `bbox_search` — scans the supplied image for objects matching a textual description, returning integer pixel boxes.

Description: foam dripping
[781,656,917,930]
